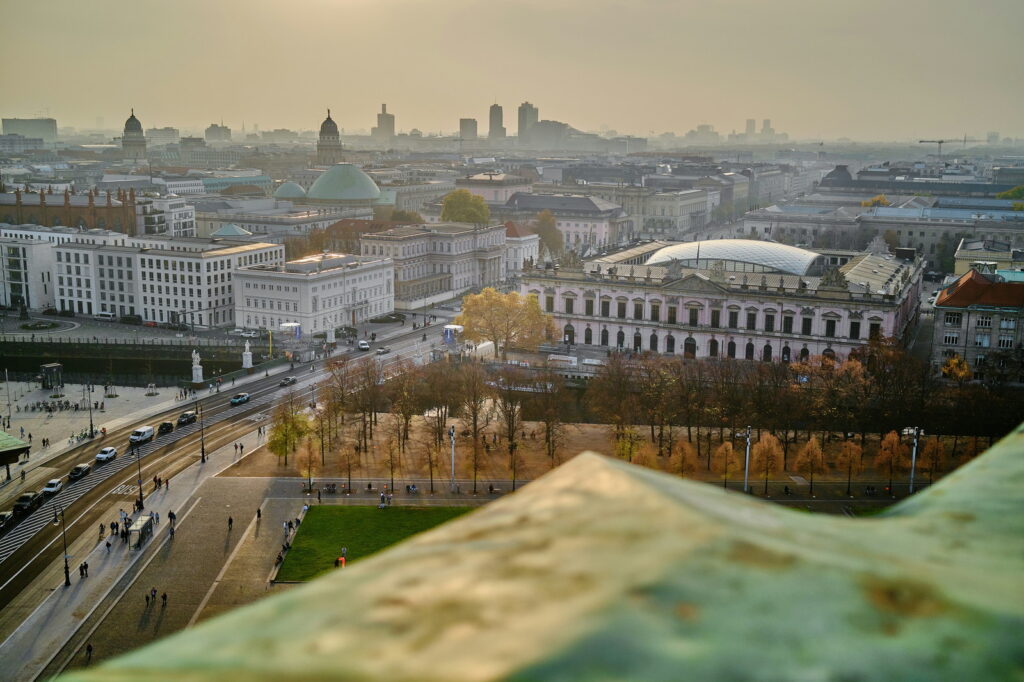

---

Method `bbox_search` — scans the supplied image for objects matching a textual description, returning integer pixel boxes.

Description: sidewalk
[0,423,263,681]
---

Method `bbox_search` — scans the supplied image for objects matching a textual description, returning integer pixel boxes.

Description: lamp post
[83,384,94,438]
[448,425,456,493]
[741,426,753,494]
[195,396,206,463]
[909,427,923,494]
[52,503,71,586]
[132,441,145,510]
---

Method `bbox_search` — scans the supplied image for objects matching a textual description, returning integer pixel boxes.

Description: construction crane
[919,136,980,161]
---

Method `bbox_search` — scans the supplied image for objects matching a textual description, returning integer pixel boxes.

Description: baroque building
[316,110,343,166]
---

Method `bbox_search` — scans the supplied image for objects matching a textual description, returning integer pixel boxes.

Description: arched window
[745,341,755,360]
[727,340,736,358]
[563,324,575,345]
[616,330,625,348]
[781,345,791,363]
[709,339,719,357]
[799,346,810,362]
[666,335,676,354]
[584,327,593,345]
[649,332,658,352]
[601,328,609,346]
[762,344,773,362]
[633,332,642,352]
[684,337,697,359]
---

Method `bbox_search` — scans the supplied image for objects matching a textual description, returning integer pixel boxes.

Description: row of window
[942,331,1017,349]
[546,295,880,339]
[944,312,1017,330]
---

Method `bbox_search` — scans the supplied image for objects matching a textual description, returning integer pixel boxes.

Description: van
[128,425,155,444]
[94,311,117,321]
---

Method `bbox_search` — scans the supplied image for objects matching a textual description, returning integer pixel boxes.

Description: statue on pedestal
[191,349,204,383]
[242,341,253,370]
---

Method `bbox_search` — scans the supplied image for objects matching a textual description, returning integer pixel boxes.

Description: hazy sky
[2,0,1021,141]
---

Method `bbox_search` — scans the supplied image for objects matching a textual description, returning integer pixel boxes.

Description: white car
[95,446,118,463]
[358,340,370,351]
[240,330,258,338]
[42,479,63,496]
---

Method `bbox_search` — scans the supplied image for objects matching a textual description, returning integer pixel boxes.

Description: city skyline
[2,0,1022,141]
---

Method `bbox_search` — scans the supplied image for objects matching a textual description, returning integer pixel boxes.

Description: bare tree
[456,363,492,494]
[531,367,567,466]
[493,367,526,473]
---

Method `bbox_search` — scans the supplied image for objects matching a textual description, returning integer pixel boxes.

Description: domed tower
[122,108,147,161]
[317,109,343,166]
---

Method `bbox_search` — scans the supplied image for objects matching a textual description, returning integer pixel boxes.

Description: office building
[518,102,538,143]
[489,104,506,140]
[459,118,478,141]
[371,104,395,145]
[205,123,232,143]
[2,118,57,143]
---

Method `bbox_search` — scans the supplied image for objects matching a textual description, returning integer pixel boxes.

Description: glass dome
[645,239,822,276]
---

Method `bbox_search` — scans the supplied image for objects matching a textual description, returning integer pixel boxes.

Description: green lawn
[276,506,472,582]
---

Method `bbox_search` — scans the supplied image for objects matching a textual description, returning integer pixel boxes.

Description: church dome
[274,182,307,199]
[124,110,142,134]
[307,163,380,202]
[319,110,339,137]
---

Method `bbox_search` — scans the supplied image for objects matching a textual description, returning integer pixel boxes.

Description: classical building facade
[455,173,532,203]
[521,240,923,362]
[234,252,394,334]
[360,222,507,309]
[121,110,147,161]
[317,111,344,166]
[0,189,138,233]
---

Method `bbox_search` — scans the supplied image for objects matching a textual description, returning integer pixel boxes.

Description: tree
[882,229,900,251]
[493,367,526,473]
[390,209,424,222]
[793,437,825,496]
[456,363,492,494]
[675,439,698,478]
[385,360,419,452]
[267,392,309,467]
[860,194,890,207]
[875,431,908,496]
[919,437,947,486]
[835,440,864,497]
[588,353,638,441]
[995,185,1024,200]
[531,367,567,466]
[455,288,554,359]
[441,189,490,224]
[942,355,972,384]
[294,437,320,491]
[616,426,644,464]
[752,433,783,495]
[712,441,740,489]
[419,362,458,448]
[533,210,563,259]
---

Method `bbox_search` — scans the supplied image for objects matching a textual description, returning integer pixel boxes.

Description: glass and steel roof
[645,239,822,275]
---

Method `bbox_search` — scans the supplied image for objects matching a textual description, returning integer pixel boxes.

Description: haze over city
[2,0,1022,140]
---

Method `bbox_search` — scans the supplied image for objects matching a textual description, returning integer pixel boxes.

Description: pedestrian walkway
[0,425,262,681]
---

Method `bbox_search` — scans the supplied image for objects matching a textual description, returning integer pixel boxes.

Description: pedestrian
[155,512,160,524]
[145,594,150,607]
[317,489,321,503]
[341,546,347,559]
[84,562,89,577]
[287,520,293,532]
[86,643,93,663]
[283,521,288,535]
[233,443,238,456]
[169,525,175,539]
[161,592,167,607]
[150,587,157,602]
[256,508,261,521]
[105,541,111,552]
[78,563,84,578]
[228,516,233,530]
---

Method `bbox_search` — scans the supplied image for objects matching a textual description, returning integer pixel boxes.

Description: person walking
[145,594,150,607]
[256,508,261,521]
[150,587,157,603]
[169,525,175,539]
[161,593,168,607]
[83,562,89,577]
[228,516,233,531]
[85,643,93,663]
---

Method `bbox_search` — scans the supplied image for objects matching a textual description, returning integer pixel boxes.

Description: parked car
[240,331,258,338]
[279,376,297,387]
[358,340,370,351]
[13,491,42,516]
[375,346,392,355]
[0,511,13,534]
[143,321,158,327]
[41,479,63,496]
[68,463,92,481]
[128,425,155,444]
[95,446,118,463]
[230,393,251,405]
[157,421,175,436]
[177,411,197,426]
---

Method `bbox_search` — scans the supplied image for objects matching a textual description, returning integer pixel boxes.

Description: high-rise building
[987,131,1001,145]
[205,123,232,143]
[146,127,180,147]
[762,119,772,134]
[745,119,756,136]
[317,110,343,165]
[121,109,147,161]
[459,118,478,141]
[489,104,506,140]
[518,102,539,143]
[2,118,58,143]
[371,104,395,145]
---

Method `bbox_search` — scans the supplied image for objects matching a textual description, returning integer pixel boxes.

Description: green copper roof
[306,163,380,202]
[272,182,306,199]
[210,223,252,237]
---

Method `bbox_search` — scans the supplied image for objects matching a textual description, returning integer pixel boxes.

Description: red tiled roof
[935,269,1024,309]
[504,220,534,238]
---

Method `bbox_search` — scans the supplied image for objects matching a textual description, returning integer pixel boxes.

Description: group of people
[144,586,168,608]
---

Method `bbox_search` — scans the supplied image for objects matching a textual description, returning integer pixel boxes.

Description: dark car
[0,511,13,535]
[229,393,250,406]
[68,463,92,481]
[279,376,297,387]
[13,491,42,516]
[157,421,175,436]
[177,411,197,426]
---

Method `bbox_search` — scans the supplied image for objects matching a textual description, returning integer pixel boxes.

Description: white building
[234,252,394,334]
[360,222,507,309]
[0,239,55,310]
[137,195,196,237]
[504,221,540,280]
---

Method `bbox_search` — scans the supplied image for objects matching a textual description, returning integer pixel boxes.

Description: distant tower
[762,119,772,134]
[317,109,343,165]
[517,101,538,143]
[745,119,756,137]
[489,104,506,140]
[459,118,478,141]
[122,109,146,161]
[371,104,395,145]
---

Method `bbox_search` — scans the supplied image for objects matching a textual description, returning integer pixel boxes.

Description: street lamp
[741,426,753,494]
[909,427,923,494]
[132,441,145,511]
[52,503,71,586]
[448,425,457,493]
[83,384,94,439]
[195,396,207,463]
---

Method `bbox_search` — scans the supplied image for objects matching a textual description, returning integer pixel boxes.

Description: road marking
[187,512,258,628]
[42,496,203,677]
[108,484,137,496]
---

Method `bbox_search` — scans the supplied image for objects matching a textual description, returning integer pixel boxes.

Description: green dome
[274,182,306,199]
[307,163,380,202]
